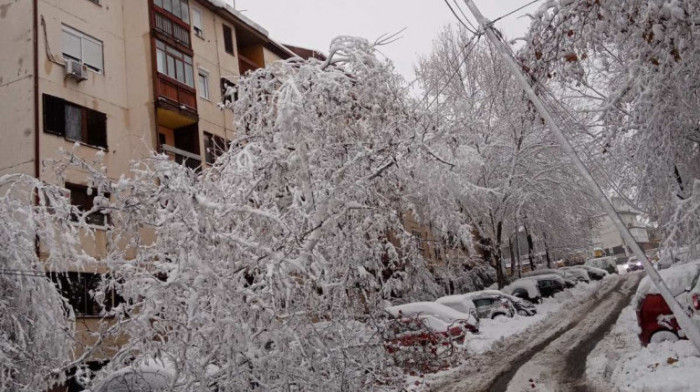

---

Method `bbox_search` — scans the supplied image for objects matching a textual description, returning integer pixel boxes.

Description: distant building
[590,198,658,260]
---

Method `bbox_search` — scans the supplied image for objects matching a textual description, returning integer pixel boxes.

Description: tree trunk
[543,232,553,269]
[494,220,507,288]
[525,225,536,271]
[514,226,522,278]
[508,236,516,277]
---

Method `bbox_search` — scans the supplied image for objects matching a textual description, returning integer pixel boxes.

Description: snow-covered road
[433,273,643,392]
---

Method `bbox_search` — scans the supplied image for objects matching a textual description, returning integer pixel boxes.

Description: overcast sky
[233,0,541,81]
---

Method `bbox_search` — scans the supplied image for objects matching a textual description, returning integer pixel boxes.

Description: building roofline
[197,0,297,60]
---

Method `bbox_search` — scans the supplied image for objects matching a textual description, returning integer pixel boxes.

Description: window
[204,132,228,164]
[62,25,104,73]
[155,39,194,87]
[153,0,190,24]
[43,94,107,149]
[220,78,237,104]
[223,24,234,55]
[198,69,209,99]
[192,8,203,38]
[154,12,191,46]
[66,183,111,227]
[49,272,123,317]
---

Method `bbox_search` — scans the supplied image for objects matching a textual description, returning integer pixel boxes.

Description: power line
[490,0,545,26]
[443,0,477,35]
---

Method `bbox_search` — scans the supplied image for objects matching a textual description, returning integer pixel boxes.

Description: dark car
[524,275,566,298]
[626,256,644,272]
[635,261,700,346]
[499,292,537,316]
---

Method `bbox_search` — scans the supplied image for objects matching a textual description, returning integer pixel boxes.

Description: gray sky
[234,0,542,81]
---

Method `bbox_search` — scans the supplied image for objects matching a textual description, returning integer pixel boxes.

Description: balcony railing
[157,75,197,111]
[161,144,201,170]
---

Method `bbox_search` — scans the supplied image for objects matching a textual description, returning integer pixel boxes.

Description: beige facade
[0,0,295,370]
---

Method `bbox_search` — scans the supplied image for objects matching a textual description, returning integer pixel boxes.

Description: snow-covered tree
[76,37,446,391]
[0,174,83,391]
[413,27,598,286]
[523,0,700,253]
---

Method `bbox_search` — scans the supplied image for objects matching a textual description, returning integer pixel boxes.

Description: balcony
[161,144,201,170]
[156,75,197,113]
[238,54,260,75]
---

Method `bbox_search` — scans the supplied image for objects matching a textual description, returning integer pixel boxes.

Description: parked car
[89,360,174,392]
[522,274,566,298]
[635,260,700,346]
[385,302,479,333]
[626,256,645,272]
[576,265,609,280]
[522,269,577,288]
[502,279,544,303]
[437,291,514,320]
[559,267,591,283]
[497,291,537,316]
[585,256,618,274]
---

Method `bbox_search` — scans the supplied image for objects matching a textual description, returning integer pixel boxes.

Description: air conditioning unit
[65,60,88,82]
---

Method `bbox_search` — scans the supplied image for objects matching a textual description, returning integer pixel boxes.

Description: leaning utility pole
[462,0,700,352]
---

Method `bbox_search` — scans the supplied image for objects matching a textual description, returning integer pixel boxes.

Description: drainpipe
[33,0,39,179]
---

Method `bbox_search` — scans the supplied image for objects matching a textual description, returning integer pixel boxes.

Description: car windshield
[473,298,493,308]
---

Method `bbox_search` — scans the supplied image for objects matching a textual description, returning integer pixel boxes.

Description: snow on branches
[76,37,442,391]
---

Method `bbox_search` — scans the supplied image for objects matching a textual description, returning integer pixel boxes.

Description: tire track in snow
[432,274,638,392]
[503,274,642,392]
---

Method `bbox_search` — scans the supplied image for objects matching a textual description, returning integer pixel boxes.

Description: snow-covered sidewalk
[587,303,700,392]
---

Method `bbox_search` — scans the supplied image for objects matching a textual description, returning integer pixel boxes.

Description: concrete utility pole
[462,0,700,352]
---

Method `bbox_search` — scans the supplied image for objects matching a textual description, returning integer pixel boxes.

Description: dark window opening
[48,272,124,317]
[43,94,107,149]
[223,24,234,55]
[220,78,237,104]
[66,183,111,227]
[204,132,228,165]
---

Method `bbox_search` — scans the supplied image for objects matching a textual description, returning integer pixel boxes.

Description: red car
[635,261,700,346]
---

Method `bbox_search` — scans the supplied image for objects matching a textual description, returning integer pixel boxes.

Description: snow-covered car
[502,279,541,304]
[585,256,618,274]
[522,269,576,288]
[521,274,566,298]
[437,291,514,320]
[558,267,591,283]
[89,361,174,392]
[496,291,537,316]
[626,256,644,272]
[635,260,700,346]
[576,265,609,280]
[385,302,479,333]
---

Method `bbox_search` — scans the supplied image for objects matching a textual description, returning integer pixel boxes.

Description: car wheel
[517,310,529,316]
[650,330,680,344]
[492,313,506,320]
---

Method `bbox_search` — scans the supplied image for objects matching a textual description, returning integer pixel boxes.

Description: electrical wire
[489,0,546,26]
[443,0,478,35]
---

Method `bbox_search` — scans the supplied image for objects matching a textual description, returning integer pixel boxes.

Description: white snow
[587,300,700,392]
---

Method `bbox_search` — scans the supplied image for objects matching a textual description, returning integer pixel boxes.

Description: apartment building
[0,0,297,383]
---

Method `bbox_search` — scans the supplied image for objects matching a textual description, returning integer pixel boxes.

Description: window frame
[198,69,210,100]
[153,0,190,25]
[42,94,108,149]
[155,39,194,88]
[61,25,104,74]
[192,7,204,38]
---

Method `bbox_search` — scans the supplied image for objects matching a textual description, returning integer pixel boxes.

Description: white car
[385,301,479,332]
